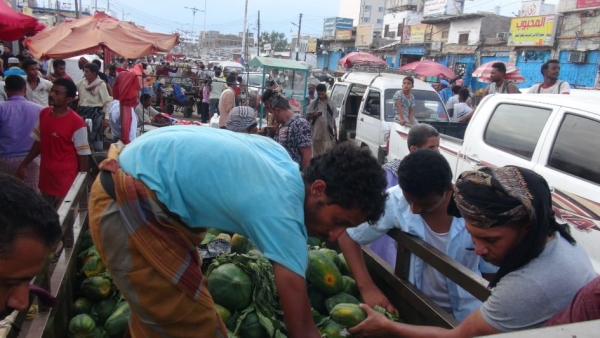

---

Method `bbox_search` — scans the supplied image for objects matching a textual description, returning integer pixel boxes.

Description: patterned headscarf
[450,166,575,288]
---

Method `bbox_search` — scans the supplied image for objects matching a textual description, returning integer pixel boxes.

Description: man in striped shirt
[17,78,91,208]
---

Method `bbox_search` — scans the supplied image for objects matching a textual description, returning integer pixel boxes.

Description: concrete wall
[382,11,423,40]
[557,12,600,50]
[479,15,511,39]
[558,0,600,12]
[431,23,450,42]
[448,18,482,44]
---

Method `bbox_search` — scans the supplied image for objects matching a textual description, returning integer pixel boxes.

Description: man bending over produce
[349,166,596,338]
[88,126,387,338]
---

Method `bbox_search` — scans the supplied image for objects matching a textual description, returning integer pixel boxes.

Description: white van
[330,71,446,162]
[47,54,104,84]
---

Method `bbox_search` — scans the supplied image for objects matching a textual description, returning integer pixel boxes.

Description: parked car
[388,93,600,273]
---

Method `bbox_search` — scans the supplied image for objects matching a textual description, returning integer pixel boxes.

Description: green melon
[342,276,359,297]
[306,250,344,296]
[325,292,360,313]
[104,302,131,337]
[239,310,267,338]
[68,313,97,338]
[73,298,93,316]
[92,298,117,325]
[201,233,216,244]
[207,263,253,312]
[81,276,113,301]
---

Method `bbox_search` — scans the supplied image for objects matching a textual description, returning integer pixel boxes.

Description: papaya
[214,304,231,323]
[319,319,346,338]
[307,285,328,315]
[338,253,352,276]
[73,298,93,316]
[320,248,342,270]
[330,303,367,327]
[92,298,117,325]
[239,310,266,338]
[104,302,131,337]
[201,233,216,244]
[325,292,360,313]
[342,276,359,297]
[306,250,344,296]
[79,246,106,278]
[81,276,113,301]
[230,234,257,254]
[68,313,96,338]
[307,236,321,247]
[207,263,253,312]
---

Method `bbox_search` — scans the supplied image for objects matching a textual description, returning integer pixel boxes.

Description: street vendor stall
[0,1,41,41]
[248,56,309,126]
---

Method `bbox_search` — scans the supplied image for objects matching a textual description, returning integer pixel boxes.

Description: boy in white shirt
[452,88,473,123]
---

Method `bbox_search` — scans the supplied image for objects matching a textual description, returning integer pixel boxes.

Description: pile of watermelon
[67,230,130,338]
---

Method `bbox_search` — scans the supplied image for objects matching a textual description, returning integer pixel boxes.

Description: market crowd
[1,46,599,338]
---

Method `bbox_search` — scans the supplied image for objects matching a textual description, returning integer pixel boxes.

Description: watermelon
[325,292,360,313]
[104,302,131,337]
[207,263,253,312]
[73,298,93,315]
[68,313,97,338]
[81,276,113,301]
[239,310,267,338]
[329,303,367,327]
[92,298,117,325]
[342,276,359,297]
[230,234,256,254]
[319,248,342,270]
[306,250,344,296]
[214,304,231,324]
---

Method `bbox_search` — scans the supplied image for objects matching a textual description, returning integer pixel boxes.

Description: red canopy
[338,52,388,67]
[0,1,39,41]
[399,60,456,79]
[24,11,179,60]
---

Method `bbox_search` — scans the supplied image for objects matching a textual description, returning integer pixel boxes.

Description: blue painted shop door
[328,52,343,71]
[515,50,552,89]
[558,50,599,88]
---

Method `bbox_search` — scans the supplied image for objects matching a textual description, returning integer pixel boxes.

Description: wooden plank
[388,229,491,302]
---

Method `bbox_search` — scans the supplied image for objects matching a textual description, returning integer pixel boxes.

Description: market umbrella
[338,52,388,67]
[24,11,179,60]
[476,73,526,84]
[0,1,39,41]
[472,61,519,78]
[399,60,456,78]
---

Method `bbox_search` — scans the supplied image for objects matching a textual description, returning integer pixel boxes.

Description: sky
[84,0,559,40]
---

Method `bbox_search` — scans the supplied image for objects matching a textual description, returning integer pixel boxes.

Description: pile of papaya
[67,230,130,338]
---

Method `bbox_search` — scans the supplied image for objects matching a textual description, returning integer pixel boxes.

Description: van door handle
[360,118,364,122]
[466,155,481,165]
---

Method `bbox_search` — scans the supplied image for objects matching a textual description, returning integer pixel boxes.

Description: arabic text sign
[307,38,317,53]
[576,0,600,9]
[508,15,557,46]
[336,30,352,41]
[424,0,448,17]
[410,24,427,43]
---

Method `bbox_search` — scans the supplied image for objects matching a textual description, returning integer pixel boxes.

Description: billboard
[576,0,600,9]
[323,17,353,39]
[424,0,448,17]
[336,30,352,41]
[307,38,318,53]
[508,15,558,46]
[410,24,427,43]
[356,24,373,47]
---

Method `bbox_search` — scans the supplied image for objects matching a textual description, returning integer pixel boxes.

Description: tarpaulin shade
[0,1,39,41]
[338,52,387,67]
[399,60,456,79]
[24,11,179,60]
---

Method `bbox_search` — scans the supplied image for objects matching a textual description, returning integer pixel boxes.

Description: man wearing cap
[218,74,237,129]
[226,106,258,134]
[3,58,26,78]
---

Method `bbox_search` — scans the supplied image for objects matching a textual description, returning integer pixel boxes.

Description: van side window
[331,84,348,109]
[484,104,551,160]
[364,90,381,119]
[549,114,600,185]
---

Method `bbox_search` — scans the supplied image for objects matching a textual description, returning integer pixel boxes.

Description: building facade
[339,0,387,32]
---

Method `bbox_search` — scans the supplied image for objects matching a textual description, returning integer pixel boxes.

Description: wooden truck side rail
[1,173,90,338]
[364,228,491,329]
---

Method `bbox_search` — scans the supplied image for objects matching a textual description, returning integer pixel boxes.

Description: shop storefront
[397,45,426,66]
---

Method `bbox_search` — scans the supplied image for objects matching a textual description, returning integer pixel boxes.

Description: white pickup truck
[388,93,600,272]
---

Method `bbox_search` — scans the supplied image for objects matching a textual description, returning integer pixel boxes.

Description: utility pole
[296,13,302,61]
[257,10,260,57]
[74,0,79,18]
[241,0,248,63]
[185,6,203,50]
